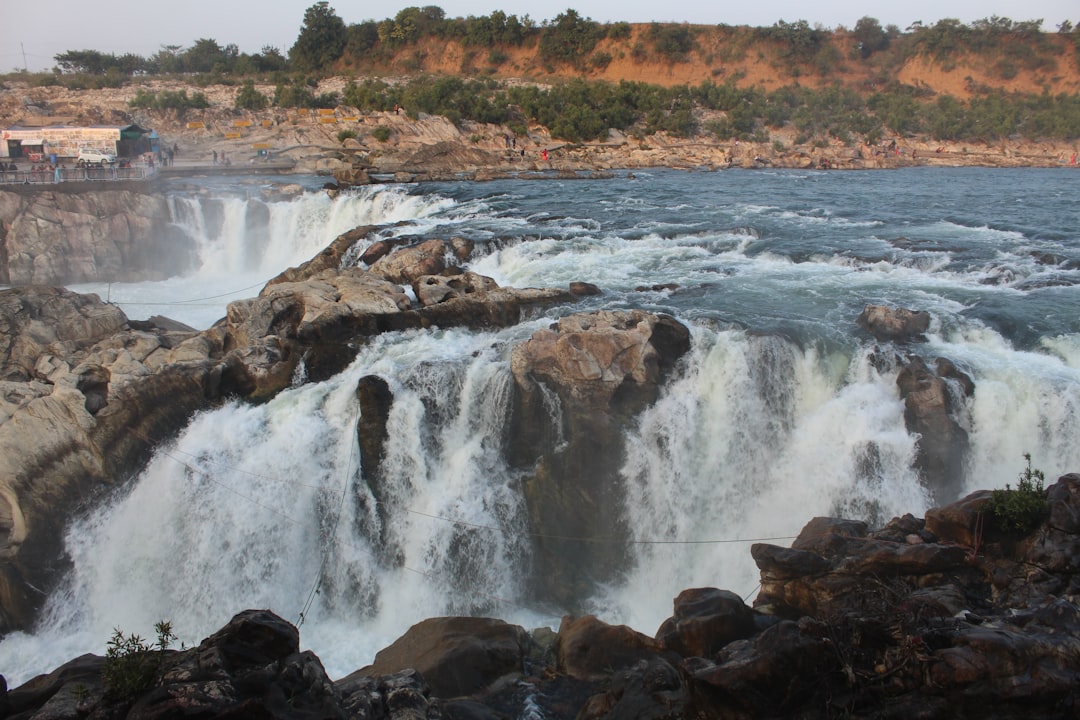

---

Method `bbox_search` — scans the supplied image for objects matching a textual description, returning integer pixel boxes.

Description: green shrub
[649,24,695,61]
[371,125,392,142]
[337,129,358,142]
[235,79,268,110]
[102,621,176,702]
[988,453,1049,534]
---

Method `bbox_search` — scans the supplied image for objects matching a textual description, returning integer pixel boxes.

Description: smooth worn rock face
[0,188,196,285]
[555,614,664,682]
[896,354,972,503]
[370,238,449,285]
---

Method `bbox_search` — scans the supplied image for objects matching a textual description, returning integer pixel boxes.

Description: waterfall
[0,325,551,684]
[3,318,1078,685]
[593,329,929,631]
[9,169,1079,688]
[68,184,456,329]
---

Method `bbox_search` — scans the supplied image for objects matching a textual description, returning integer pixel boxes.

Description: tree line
[8,3,1080,144]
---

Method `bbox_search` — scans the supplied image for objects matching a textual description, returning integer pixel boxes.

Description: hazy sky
[3,0,1075,72]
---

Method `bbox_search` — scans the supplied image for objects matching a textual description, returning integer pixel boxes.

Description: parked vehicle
[77,149,117,164]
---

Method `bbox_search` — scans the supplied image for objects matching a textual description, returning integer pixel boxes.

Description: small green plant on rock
[102,620,176,702]
[988,453,1049,534]
[371,125,393,142]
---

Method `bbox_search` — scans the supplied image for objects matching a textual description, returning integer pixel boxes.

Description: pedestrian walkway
[0,164,157,185]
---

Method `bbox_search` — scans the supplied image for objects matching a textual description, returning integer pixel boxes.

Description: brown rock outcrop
[369,238,449,284]
[508,310,691,606]
[655,587,757,658]
[555,615,665,682]
[857,304,931,342]
[413,271,498,307]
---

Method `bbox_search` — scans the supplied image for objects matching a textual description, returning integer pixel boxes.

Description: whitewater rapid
[4,169,1078,686]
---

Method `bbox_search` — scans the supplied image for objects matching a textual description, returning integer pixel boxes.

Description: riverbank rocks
[509,309,691,606]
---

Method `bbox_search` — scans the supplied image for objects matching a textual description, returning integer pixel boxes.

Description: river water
[3,167,1079,686]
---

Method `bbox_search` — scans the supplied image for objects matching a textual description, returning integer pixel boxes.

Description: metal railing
[0,165,158,185]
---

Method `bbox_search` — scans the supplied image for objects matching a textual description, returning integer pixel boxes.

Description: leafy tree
[149,45,185,74]
[346,21,382,58]
[53,49,145,75]
[343,78,397,111]
[539,9,604,67]
[289,2,348,72]
[252,46,288,73]
[274,82,319,108]
[185,38,231,73]
[853,16,890,58]
[762,20,827,65]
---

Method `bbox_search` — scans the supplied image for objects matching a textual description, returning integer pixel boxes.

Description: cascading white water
[591,329,929,630]
[8,169,1080,689]
[0,325,554,684]
[69,184,455,329]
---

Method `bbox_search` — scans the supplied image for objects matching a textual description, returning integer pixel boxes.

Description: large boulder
[688,619,835,716]
[555,615,664,682]
[357,617,531,698]
[655,588,757,659]
[857,304,930,342]
[413,271,498,307]
[370,238,449,285]
[508,310,691,606]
